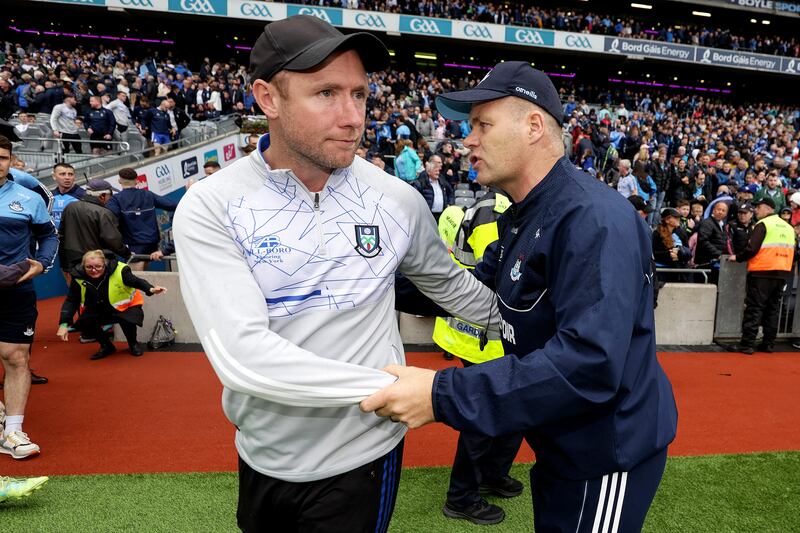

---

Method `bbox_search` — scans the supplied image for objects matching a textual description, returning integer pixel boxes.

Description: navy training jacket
[432,157,678,480]
[106,188,178,246]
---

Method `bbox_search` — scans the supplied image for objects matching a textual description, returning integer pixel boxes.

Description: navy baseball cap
[436,61,564,123]
[250,15,389,82]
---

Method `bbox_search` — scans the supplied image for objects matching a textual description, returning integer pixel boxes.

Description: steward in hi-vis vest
[731,197,796,354]
[433,191,510,363]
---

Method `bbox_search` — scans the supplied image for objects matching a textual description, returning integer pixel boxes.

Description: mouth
[470,155,482,167]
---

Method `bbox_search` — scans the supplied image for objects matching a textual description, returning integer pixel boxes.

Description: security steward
[728,197,795,354]
[361,62,678,532]
[435,192,524,525]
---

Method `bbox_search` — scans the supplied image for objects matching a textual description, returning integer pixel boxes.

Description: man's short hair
[118,167,138,182]
[53,162,74,173]
[675,199,690,208]
[0,135,13,153]
[203,161,221,170]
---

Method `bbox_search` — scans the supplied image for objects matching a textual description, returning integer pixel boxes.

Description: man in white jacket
[173,15,497,533]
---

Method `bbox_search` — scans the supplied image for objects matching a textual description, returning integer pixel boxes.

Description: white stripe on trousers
[590,471,628,533]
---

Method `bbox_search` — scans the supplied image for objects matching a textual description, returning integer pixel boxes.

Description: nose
[463,129,477,151]
[339,95,365,131]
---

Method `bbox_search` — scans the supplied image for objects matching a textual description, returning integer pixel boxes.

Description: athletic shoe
[30,371,48,385]
[756,343,774,353]
[480,475,524,498]
[0,431,41,460]
[79,335,97,344]
[442,498,505,525]
[0,476,48,503]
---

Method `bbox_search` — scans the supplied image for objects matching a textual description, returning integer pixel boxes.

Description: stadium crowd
[2,39,799,284]
[282,0,800,58]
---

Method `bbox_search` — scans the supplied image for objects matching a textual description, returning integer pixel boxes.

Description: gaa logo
[120,0,155,6]
[565,34,592,49]
[298,7,332,23]
[464,24,491,39]
[240,2,272,17]
[410,18,441,34]
[177,0,218,13]
[700,49,712,64]
[355,13,386,28]
[514,29,545,44]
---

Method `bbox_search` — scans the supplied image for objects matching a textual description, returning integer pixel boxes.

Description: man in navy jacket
[106,167,178,271]
[362,62,678,532]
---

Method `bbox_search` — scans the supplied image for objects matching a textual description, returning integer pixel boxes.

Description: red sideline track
[2,298,799,477]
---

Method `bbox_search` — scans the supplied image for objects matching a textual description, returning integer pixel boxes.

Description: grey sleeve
[399,190,499,328]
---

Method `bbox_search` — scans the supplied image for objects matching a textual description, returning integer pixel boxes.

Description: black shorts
[237,440,404,533]
[0,290,38,344]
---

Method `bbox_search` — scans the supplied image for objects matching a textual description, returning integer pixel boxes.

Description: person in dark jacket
[362,62,677,532]
[85,95,116,154]
[106,167,178,271]
[58,178,131,274]
[649,151,670,222]
[695,201,730,269]
[412,154,454,222]
[653,207,692,283]
[56,249,166,359]
[728,202,756,256]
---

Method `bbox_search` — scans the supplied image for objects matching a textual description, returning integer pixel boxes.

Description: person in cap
[361,61,677,532]
[172,15,498,532]
[653,206,691,283]
[105,168,178,272]
[779,206,793,224]
[728,197,796,354]
[727,201,756,256]
[58,178,131,274]
[0,135,58,459]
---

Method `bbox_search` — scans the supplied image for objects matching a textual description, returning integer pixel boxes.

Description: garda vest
[432,192,510,363]
[79,262,144,314]
[748,214,795,273]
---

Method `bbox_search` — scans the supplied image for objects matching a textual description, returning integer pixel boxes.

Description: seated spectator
[368,152,393,176]
[412,155,453,223]
[393,139,422,182]
[105,168,178,272]
[696,201,730,269]
[56,249,166,359]
[779,206,793,224]
[653,207,691,281]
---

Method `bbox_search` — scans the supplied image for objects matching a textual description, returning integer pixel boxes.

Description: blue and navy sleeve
[153,192,179,211]
[105,194,121,217]
[30,195,59,272]
[433,209,642,437]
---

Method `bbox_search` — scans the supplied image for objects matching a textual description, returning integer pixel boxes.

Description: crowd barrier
[122,273,721,347]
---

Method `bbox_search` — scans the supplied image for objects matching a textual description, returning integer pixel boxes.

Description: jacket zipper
[313,192,327,256]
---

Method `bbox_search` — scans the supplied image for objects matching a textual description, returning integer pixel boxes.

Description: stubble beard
[280,113,363,173]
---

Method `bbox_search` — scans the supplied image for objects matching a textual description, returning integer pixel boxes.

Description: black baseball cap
[628,195,654,214]
[249,15,389,82]
[86,178,118,193]
[436,61,564,123]
[753,197,776,209]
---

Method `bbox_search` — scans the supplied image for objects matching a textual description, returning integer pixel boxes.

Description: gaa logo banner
[400,16,452,36]
[107,0,167,9]
[168,0,226,16]
[288,5,343,25]
[505,27,554,47]
[354,225,381,258]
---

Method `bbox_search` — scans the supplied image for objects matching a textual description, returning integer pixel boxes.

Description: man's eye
[320,90,332,97]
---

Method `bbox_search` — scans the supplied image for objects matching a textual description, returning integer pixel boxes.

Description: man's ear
[253,79,280,120]
[526,109,547,145]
